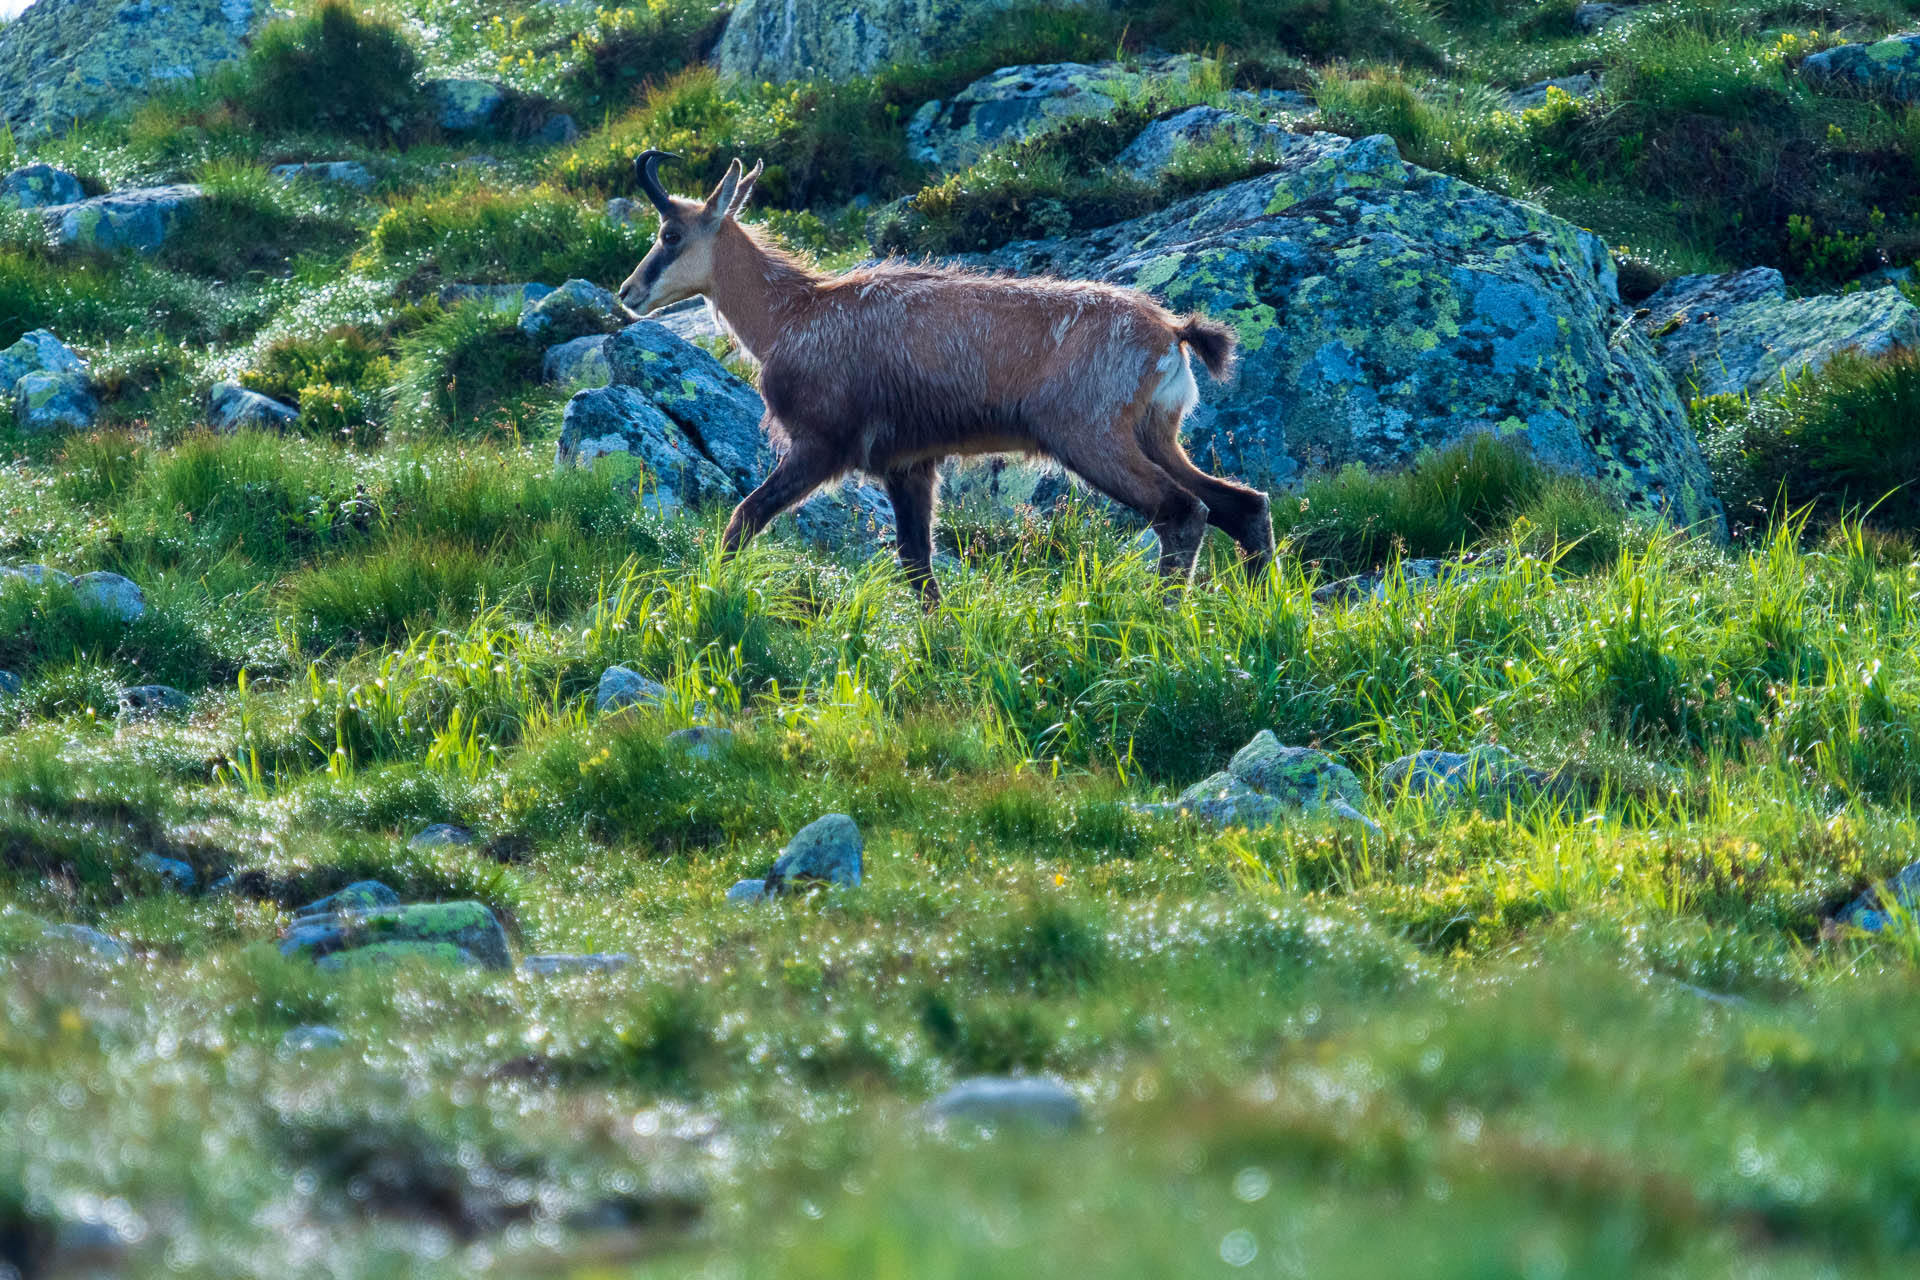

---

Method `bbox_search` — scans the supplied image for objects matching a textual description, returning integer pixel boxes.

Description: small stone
[428,78,507,131]
[1838,860,1920,932]
[11,370,98,434]
[765,814,863,892]
[666,726,734,760]
[605,196,639,224]
[71,571,145,621]
[267,160,374,189]
[136,852,196,891]
[1,163,85,209]
[282,900,512,970]
[0,670,21,697]
[117,685,189,719]
[280,1024,349,1053]
[294,879,401,920]
[1572,1,1634,32]
[520,277,624,339]
[0,564,72,588]
[596,664,668,713]
[535,112,580,144]
[41,922,127,959]
[208,380,300,432]
[408,822,475,850]
[930,1076,1083,1130]
[725,878,769,905]
[521,952,634,976]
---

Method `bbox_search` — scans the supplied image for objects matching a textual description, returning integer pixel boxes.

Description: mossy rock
[716,0,1093,85]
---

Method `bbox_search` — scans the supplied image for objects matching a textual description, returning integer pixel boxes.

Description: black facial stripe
[643,246,675,288]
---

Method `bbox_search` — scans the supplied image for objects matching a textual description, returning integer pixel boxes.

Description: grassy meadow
[3,0,1920,1275]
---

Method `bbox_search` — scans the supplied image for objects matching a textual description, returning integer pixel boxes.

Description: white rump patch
[1150,343,1199,415]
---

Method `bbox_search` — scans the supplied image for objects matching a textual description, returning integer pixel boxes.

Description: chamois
[615,151,1275,605]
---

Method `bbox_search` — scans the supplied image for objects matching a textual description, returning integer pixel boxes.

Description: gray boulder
[726,878,769,905]
[970,132,1723,531]
[0,328,86,389]
[72,571,145,621]
[0,564,73,588]
[1508,74,1600,111]
[0,0,268,140]
[604,321,772,491]
[71,575,145,625]
[280,899,512,971]
[1115,105,1289,182]
[118,685,190,719]
[1801,33,1920,104]
[268,161,375,189]
[136,852,196,891]
[428,78,507,132]
[207,380,300,432]
[648,297,727,343]
[595,664,668,713]
[41,184,204,253]
[440,281,555,312]
[1138,731,1379,834]
[931,1076,1083,1129]
[908,56,1199,173]
[1,163,84,209]
[542,335,611,387]
[1572,2,1635,32]
[1637,267,1920,398]
[520,277,623,340]
[765,813,863,891]
[1381,745,1551,805]
[408,823,475,850]
[521,952,634,976]
[1837,860,1920,932]
[41,922,127,959]
[535,112,580,145]
[10,370,98,434]
[717,0,1087,85]
[557,385,739,515]
[295,880,401,920]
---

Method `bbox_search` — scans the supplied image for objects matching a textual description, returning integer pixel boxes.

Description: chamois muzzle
[633,150,681,216]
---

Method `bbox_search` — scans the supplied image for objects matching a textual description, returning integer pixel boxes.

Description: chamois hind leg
[1048,435,1209,585]
[1138,418,1276,577]
[883,460,941,609]
[721,437,843,555]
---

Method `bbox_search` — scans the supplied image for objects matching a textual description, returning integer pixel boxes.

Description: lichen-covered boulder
[1801,33,1920,104]
[0,328,86,390]
[604,321,773,492]
[908,57,1197,173]
[1,163,85,209]
[42,184,204,253]
[765,813,863,892]
[520,278,623,341]
[72,571,145,621]
[1637,267,1920,398]
[0,0,269,140]
[10,370,98,434]
[595,664,667,714]
[268,160,374,189]
[294,880,401,920]
[557,385,740,515]
[542,335,612,387]
[208,380,299,432]
[280,900,512,971]
[118,685,190,719]
[972,132,1724,532]
[1381,745,1551,805]
[428,78,507,132]
[717,0,1083,85]
[1116,105,1288,182]
[1138,731,1379,834]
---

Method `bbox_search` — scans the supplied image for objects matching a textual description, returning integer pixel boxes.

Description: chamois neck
[704,220,819,361]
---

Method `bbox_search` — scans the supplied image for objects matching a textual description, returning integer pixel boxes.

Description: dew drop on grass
[1219,1229,1257,1267]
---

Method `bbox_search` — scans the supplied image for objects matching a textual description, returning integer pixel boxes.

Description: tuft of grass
[365,184,649,286]
[241,0,425,142]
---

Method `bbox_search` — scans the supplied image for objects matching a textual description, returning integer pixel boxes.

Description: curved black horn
[633,149,680,215]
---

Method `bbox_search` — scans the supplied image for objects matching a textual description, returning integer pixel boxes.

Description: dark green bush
[242,0,424,140]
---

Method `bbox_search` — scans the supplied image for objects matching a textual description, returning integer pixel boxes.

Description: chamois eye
[661,228,682,246]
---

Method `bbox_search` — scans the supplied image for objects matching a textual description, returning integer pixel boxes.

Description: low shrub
[241,0,424,141]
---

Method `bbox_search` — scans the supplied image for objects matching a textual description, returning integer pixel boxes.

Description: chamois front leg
[721,438,843,556]
[884,460,941,609]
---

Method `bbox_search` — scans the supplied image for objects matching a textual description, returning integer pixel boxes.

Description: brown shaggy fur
[619,158,1274,605]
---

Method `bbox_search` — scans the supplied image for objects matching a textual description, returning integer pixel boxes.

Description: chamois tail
[1177,315,1237,381]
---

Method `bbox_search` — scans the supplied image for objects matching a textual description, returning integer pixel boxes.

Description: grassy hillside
[3,0,1920,1275]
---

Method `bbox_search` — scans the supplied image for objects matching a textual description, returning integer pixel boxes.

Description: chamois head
[616,151,763,316]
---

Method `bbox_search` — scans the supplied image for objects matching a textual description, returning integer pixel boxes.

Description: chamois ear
[701,158,745,225]
[725,160,764,219]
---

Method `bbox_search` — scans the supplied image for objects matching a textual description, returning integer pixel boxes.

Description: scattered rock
[930,1076,1083,1129]
[136,852,197,891]
[1836,860,1920,932]
[10,369,99,434]
[542,335,612,387]
[1138,731,1379,834]
[72,571,146,622]
[965,131,1724,532]
[0,327,87,389]
[280,1024,349,1053]
[520,277,624,340]
[1507,73,1600,111]
[0,563,73,588]
[281,900,513,971]
[427,77,507,132]
[595,665,669,714]
[1637,267,1920,398]
[118,685,190,719]
[521,952,634,976]
[557,384,741,515]
[726,878,769,905]
[0,0,270,141]
[41,183,205,253]
[908,56,1200,172]
[409,823,476,850]
[717,0,1057,84]
[1801,32,1920,104]
[535,112,580,145]
[605,196,641,225]
[1,162,85,209]
[1115,104,1289,182]
[666,726,734,759]
[440,281,555,312]
[1381,745,1552,805]
[764,813,864,892]
[294,880,401,920]
[41,922,127,959]
[207,380,300,433]
[268,160,375,189]
[0,670,21,698]
[1572,2,1635,32]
